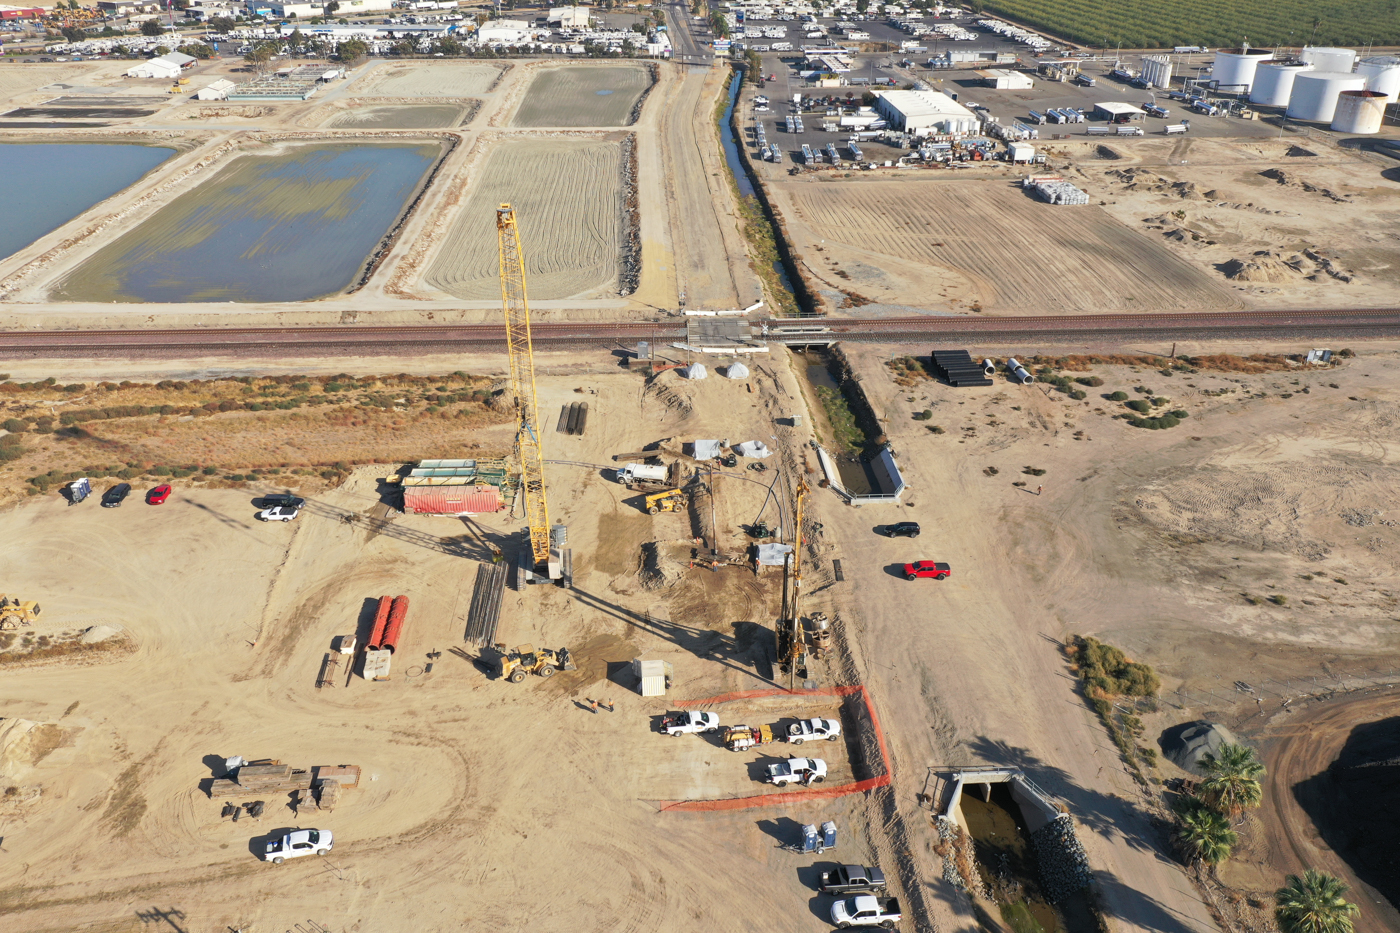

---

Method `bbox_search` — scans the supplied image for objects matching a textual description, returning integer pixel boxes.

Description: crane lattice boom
[497,203,551,567]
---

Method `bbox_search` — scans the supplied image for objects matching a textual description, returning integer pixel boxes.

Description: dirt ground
[509,63,653,127]
[0,58,759,323]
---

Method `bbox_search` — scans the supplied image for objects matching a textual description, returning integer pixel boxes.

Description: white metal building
[195,78,236,100]
[1093,101,1146,123]
[475,19,537,44]
[976,68,1032,90]
[125,51,195,79]
[547,5,590,27]
[874,89,978,135]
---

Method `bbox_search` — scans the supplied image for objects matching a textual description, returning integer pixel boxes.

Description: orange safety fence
[660,684,892,812]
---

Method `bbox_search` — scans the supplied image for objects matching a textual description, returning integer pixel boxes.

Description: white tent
[692,439,723,460]
[724,362,749,379]
[735,440,772,458]
[683,363,708,380]
[755,543,794,566]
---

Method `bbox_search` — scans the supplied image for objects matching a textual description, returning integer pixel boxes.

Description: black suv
[261,492,306,509]
[882,522,920,538]
[101,483,132,508]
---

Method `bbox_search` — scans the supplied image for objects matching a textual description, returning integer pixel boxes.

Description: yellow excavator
[644,488,688,515]
[497,643,576,683]
[0,595,41,631]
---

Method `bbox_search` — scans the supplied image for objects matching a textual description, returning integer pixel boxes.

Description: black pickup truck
[818,864,887,895]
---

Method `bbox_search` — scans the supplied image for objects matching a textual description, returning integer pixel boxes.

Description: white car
[258,505,301,522]
[661,711,720,736]
[787,717,841,744]
[264,828,333,863]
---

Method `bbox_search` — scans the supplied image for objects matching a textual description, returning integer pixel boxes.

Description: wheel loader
[496,643,576,683]
[0,595,40,631]
[644,488,687,515]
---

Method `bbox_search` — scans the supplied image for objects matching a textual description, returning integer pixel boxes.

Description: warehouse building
[196,78,236,100]
[874,89,978,135]
[976,68,1033,90]
[125,51,196,80]
[1093,101,1146,123]
[547,5,590,27]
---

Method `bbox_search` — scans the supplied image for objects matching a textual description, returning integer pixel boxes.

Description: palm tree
[1276,870,1359,933]
[1198,742,1265,816]
[1173,801,1237,864]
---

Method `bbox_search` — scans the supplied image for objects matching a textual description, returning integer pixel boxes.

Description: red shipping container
[367,595,392,649]
[403,486,500,515]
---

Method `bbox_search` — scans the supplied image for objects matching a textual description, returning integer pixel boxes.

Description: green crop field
[981,0,1400,49]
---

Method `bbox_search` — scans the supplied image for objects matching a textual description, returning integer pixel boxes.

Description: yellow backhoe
[644,488,688,515]
[0,595,41,630]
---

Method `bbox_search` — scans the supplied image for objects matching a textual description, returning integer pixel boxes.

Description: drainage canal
[794,348,884,496]
[957,784,1098,933]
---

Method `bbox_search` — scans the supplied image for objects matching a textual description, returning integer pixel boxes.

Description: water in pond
[0,142,175,262]
[720,73,756,198]
[56,142,441,303]
[958,784,1097,933]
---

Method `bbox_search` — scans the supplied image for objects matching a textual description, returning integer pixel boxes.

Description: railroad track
[1,309,1398,359]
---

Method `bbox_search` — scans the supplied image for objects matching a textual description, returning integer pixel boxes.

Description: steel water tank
[1249,60,1312,106]
[1287,71,1366,122]
[1300,46,1357,73]
[1331,90,1387,133]
[1211,47,1274,91]
[1356,55,1400,103]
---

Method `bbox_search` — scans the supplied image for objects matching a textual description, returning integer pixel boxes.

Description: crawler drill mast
[497,203,551,571]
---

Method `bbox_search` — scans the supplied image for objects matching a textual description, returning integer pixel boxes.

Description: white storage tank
[1250,60,1312,106]
[1356,55,1400,103]
[1287,70,1366,122]
[1300,46,1357,74]
[1331,89,1387,133]
[1211,47,1274,91]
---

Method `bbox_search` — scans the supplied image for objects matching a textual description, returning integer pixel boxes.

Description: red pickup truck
[903,560,951,581]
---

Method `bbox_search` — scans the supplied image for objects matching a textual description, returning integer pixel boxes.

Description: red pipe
[380,595,409,654]
[367,596,392,649]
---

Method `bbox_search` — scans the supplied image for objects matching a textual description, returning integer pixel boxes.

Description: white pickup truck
[765,756,827,786]
[263,828,333,863]
[832,894,902,928]
[661,711,721,736]
[787,717,841,744]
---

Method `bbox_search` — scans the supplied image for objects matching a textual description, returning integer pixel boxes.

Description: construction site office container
[402,486,501,515]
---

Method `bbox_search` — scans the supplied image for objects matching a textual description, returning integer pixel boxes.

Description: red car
[903,560,951,581]
[146,484,172,505]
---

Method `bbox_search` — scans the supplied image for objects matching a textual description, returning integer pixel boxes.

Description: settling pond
[0,142,175,263]
[55,141,443,303]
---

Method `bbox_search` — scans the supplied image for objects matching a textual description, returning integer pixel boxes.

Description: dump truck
[644,488,687,514]
[498,644,576,683]
[819,864,888,895]
[0,595,41,630]
[786,717,841,744]
[723,723,775,752]
[661,711,721,736]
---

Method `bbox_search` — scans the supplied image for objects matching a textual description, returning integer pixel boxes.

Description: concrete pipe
[982,358,996,376]
[1014,367,1034,384]
[1007,357,1022,370]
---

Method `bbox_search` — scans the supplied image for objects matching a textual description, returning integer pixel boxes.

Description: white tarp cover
[755,543,794,566]
[684,363,708,380]
[692,439,723,460]
[725,362,750,379]
[735,440,773,458]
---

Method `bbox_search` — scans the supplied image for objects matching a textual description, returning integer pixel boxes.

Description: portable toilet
[821,821,838,850]
[632,658,673,697]
[802,824,819,853]
[68,477,91,506]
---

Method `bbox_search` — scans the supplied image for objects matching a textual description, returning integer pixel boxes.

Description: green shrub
[912,409,932,421]
[1071,635,1160,696]
[1244,594,1263,605]
[1076,376,1104,387]
[1169,409,1189,419]
[1022,466,1047,476]
[1268,594,1288,606]
[1108,391,1129,401]
[202,466,219,475]
[117,467,139,479]
[151,466,172,476]
[1126,399,1151,413]
[0,435,25,461]
[2,418,27,433]
[1069,389,1087,400]
[1151,397,1169,407]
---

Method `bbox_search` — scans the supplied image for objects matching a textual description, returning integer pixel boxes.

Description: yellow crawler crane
[496,203,551,571]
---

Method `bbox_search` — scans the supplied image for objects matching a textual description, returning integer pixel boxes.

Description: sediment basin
[54,140,443,303]
[0,142,175,262]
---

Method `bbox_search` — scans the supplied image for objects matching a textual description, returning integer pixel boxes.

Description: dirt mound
[1095,145,1122,160]
[1105,169,1201,198]
[1219,249,1356,284]
[643,372,695,420]
[0,718,76,781]
[1258,168,1350,202]
[1159,720,1238,775]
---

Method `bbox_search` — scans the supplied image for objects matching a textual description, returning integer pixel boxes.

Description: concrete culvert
[982,359,996,376]
[1159,720,1240,775]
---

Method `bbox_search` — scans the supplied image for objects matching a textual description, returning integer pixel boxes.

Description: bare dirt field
[350,61,505,98]
[321,102,475,129]
[773,177,1241,315]
[0,62,127,105]
[422,135,628,301]
[511,63,653,127]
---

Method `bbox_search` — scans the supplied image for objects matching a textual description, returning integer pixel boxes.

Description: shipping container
[403,486,501,515]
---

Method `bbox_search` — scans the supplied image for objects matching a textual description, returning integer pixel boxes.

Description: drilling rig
[497,203,565,581]
[778,479,809,688]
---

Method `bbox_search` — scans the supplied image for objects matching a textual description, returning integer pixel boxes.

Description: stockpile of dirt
[0,719,75,782]
[1159,721,1238,775]
[1219,249,1356,284]
[1258,168,1350,203]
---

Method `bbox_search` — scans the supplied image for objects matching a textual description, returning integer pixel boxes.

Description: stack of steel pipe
[1007,358,1035,384]
[929,349,993,387]
[380,596,410,654]
[367,596,392,650]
